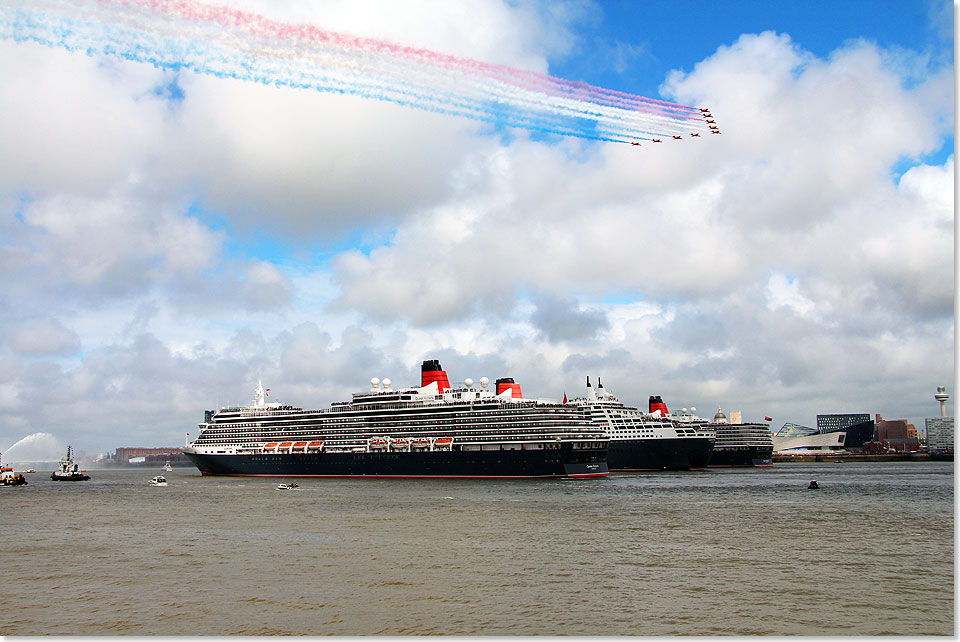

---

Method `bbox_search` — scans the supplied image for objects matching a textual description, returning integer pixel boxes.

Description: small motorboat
[276,482,300,490]
[808,480,820,489]
[161,461,173,472]
[150,475,168,486]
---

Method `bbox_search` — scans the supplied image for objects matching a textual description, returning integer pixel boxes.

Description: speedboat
[276,482,300,490]
[150,475,168,486]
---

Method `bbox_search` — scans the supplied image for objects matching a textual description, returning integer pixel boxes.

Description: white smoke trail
[1,0,715,143]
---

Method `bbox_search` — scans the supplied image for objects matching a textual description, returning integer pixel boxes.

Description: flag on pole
[563,393,568,403]
[764,417,772,422]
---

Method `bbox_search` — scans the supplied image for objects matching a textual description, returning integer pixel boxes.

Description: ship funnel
[598,377,613,400]
[421,360,451,393]
[649,395,669,416]
[586,376,597,400]
[495,377,522,399]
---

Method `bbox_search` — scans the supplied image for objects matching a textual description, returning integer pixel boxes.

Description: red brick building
[114,447,182,463]
[873,415,921,451]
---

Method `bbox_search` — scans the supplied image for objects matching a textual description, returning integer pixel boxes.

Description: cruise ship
[182,360,609,478]
[658,399,774,467]
[564,379,713,471]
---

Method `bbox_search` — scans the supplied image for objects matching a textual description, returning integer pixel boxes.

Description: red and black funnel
[496,377,522,399]
[421,360,451,393]
[649,395,669,416]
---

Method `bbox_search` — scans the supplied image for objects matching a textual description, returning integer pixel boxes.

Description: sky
[0,0,954,460]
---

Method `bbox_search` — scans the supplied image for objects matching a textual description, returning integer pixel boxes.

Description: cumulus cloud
[530,292,610,343]
[7,318,81,355]
[240,261,295,310]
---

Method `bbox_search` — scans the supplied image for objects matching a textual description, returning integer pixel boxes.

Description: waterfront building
[772,430,847,454]
[817,413,870,434]
[815,413,875,449]
[772,423,846,454]
[113,447,188,465]
[874,416,920,452]
[926,417,954,453]
[775,423,818,438]
[926,386,954,455]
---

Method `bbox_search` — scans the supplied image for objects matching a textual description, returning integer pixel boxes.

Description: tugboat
[50,446,90,481]
[149,475,168,486]
[0,453,27,486]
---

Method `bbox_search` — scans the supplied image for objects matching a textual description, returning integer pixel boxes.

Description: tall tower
[934,386,949,418]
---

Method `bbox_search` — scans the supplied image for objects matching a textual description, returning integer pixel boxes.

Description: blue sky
[0,0,953,458]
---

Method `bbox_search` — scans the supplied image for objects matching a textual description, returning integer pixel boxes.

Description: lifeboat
[307,441,324,451]
[293,442,308,452]
[263,442,279,453]
[411,438,431,449]
[390,439,409,450]
[369,438,389,450]
[434,438,453,444]
[277,442,293,451]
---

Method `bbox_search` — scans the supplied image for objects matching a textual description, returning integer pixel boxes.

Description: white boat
[276,482,299,490]
[161,461,173,472]
[149,475,168,486]
[51,446,90,481]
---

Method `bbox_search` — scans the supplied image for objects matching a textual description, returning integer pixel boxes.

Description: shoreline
[772,452,946,463]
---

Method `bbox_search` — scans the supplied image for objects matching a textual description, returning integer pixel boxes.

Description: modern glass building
[817,413,870,434]
[925,417,954,453]
[774,423,818,437]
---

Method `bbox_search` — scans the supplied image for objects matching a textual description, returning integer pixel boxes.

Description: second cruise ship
[565,378,714,471]
[654,398,774,467]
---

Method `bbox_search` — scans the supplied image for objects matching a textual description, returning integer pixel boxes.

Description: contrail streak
[0,0,718,144]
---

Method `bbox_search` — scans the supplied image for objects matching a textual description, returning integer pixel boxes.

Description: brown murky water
[1,462,953,635]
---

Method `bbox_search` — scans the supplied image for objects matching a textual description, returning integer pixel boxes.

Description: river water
[1,461,953,636]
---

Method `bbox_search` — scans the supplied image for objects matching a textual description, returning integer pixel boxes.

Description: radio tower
[934,386,949,417]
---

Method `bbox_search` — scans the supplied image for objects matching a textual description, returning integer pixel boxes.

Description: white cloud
[765,273,818,320]
[8,318,80,355]
[0,40,168,196]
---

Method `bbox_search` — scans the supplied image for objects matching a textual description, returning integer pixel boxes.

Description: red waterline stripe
[200,472,608,479]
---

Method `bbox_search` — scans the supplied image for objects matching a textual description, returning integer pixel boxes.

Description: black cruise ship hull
[606,437,713,471]
[707,447,773,467]
[184,445,607,478]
